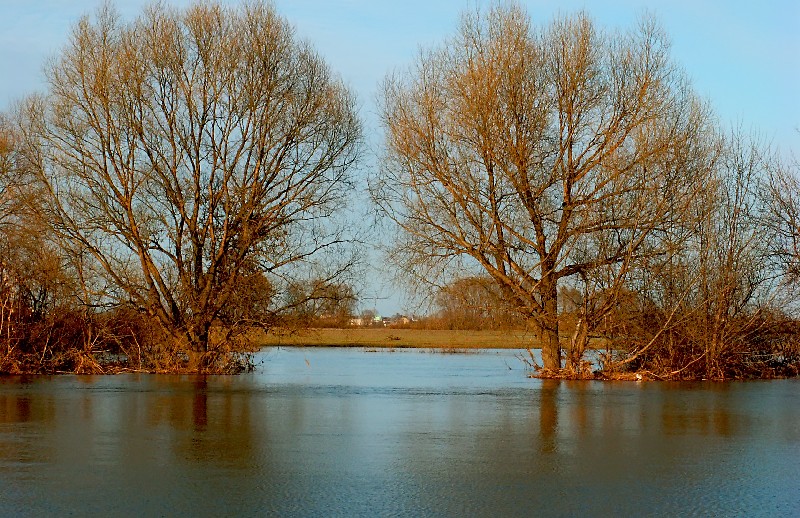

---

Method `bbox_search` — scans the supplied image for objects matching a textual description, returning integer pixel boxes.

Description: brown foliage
[434,276,523,330]
[373,3,800,379]
[373,4,713,370]
[13,1,360,372]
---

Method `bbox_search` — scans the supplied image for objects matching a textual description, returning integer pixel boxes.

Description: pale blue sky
[1,0,798,314]
[1,1,797,145]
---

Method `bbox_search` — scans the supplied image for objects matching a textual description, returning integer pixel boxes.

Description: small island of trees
[1,1,798,379]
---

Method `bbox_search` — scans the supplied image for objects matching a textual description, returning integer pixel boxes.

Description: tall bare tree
[18,2,361,371]
[372,4,713,371]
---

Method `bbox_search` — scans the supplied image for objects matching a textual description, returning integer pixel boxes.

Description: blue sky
[1,1,797,145]
[1,0,798,314]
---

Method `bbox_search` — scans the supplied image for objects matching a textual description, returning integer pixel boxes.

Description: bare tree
[283,277,357,326]
[18,2,361,371]
[599,130,800,379]
[434,276,521,330]
[690,132,776,378]
[766,148,800,279]
[1,114,83,373]
[372,4,713,371]
[0,115,25,369]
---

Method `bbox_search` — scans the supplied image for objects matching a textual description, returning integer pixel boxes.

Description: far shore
[257,327,597,350]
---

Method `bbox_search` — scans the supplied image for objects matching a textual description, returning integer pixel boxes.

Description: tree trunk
[540,275,561,371]
[567,315,589,373]
[185,321,212,372]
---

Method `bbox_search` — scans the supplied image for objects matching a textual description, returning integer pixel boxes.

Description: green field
[258,328,540,349]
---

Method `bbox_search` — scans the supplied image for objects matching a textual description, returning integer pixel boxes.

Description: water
[0,347,798,517]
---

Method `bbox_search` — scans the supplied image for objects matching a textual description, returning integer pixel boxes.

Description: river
[1,347,798,516]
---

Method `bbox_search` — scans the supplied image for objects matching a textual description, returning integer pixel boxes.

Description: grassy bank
[257,328,540,349]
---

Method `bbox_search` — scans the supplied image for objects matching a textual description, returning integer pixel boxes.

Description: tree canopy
[16,1,361,371]
[373,5,714,371]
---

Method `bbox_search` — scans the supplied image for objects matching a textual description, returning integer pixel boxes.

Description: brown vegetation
[1,1,797,379]
[433,276,525,330]
[372,4,800,380]
[1,1,360,374]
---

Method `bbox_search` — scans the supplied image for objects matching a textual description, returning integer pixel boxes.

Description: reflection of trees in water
[0,374,798,515]
[0,384,58,466]
[0,377,55,425]
[539,380,559,454]
[659,383,741,437]
[135,376,263,466]
[0,394,33,423]
[192,378,208,431]
[388,379,770,514]
[0,376,269,471]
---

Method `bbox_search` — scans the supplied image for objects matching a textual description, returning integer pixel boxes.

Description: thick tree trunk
[539,275,561,371]
[185,321,212,372]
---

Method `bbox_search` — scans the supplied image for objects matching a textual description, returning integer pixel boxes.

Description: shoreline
[256,327,542,350]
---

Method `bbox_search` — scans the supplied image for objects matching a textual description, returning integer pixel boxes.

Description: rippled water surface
[1,347,799,516]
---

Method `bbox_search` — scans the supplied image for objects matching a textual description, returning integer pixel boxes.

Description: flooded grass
[257,328,539,349]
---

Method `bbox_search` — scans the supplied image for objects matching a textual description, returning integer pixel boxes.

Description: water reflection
[0,349,798,516]
[0,394,31,424]
[539,379,559,454]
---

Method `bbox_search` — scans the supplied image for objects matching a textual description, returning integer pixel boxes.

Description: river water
[0,347,798,517]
